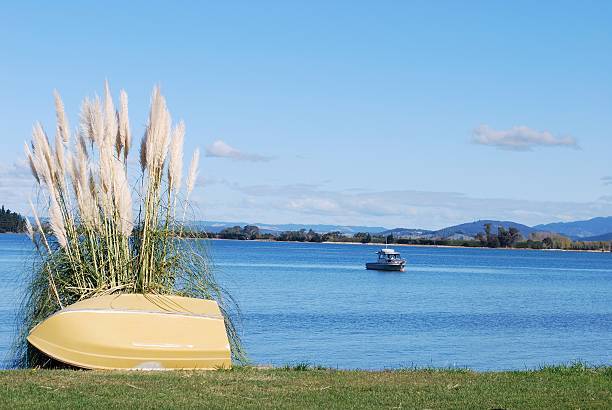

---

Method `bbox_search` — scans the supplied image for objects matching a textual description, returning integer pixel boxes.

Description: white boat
[365,248,406,271]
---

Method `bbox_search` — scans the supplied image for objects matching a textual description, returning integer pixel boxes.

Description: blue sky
[1,1,611,229]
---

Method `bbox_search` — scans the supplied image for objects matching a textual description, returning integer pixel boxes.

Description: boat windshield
[380,253,399,260]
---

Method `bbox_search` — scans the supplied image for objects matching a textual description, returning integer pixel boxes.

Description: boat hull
[365,262,405,271]
[27,294,231,370]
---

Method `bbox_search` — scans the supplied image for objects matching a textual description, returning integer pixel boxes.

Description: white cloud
[0,160,36,214]
[287,197,340,213]
[472,125,579,151]
[195,175,232,188]
[194,180,612,229]
[602,176,612,186]
[205,140,273,162]
[598,195,612,203]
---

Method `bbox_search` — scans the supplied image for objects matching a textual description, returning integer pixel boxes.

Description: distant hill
[189,221,387,235]
[380,220,536,239]
[187,217,612,241]
[534,217,612,239]
[580,232,612,241]
[431,220,536,239]
[380,228,433,238]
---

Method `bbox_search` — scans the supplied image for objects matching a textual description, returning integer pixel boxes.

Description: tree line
[0,205,26,233]
[6,204,609,252]
[182,223,612,252]
[184,225,380,243]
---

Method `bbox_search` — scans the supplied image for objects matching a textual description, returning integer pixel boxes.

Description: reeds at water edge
[15,82,243,367]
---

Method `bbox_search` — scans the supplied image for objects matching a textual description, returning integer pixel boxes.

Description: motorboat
[365,248,406,271]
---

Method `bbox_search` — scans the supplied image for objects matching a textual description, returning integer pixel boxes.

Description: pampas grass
[118,89,130,162]
[48,196,67,249]
[168,121,185,193]
[16,82,244,367]
[24,218,34,242]
[53,90,70,144]
[186,148,200,197]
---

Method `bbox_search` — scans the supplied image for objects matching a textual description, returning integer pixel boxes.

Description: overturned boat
[27,294,231,370]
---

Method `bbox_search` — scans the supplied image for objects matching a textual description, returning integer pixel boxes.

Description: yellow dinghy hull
[27,294,231,370]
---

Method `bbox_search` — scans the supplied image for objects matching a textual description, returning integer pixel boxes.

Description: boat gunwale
[27,307,225,337]
[45,308,225,322]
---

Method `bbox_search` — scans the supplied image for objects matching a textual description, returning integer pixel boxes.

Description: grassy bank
[0,364,610,409]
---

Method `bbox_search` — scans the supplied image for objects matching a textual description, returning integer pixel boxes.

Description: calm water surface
[1,234,611,370]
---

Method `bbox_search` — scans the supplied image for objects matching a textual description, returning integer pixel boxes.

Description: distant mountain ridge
[189,216,612,241]
[189,221,387,235]
[431,220,536,239]
[380,220,536,239]
[385,217,612,241]
[534,217,612,239]
[379,228,433,238]
[581,232,612,241]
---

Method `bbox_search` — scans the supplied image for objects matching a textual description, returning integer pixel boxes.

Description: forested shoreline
[182,222,612,252]
[8,211,611,252]
[0,206,26,233]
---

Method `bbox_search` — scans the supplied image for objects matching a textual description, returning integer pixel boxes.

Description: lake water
[1,234,611,370]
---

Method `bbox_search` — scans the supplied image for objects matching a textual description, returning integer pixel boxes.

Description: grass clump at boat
[15,82,243,367]
[0,364,610,409]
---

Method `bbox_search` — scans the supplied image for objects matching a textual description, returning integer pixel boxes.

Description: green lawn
[0,364,610,409]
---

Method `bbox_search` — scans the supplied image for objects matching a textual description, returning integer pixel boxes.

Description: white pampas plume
[32,123,48,158]
[118,180,133,237]
[144,85,171,172]
[79,98,93,143]
[186,148,199,196]
[66,149,75,174]
[24,142,40,184]
[103,81,117,149]
[46,177,59,206]
[118,90,131,160]
[80,96,103,146]
[73,141,96,228]
[54,90,70,144]
[32,122,54,186]
[67,152,79,194]
[54,134,66,188]
[76,179,98,230]
[168,121,185,193]
[29,200,49,251]
[77,133,89,159]
[160,109,171,166]
[73,139,88,188]
[24,217,34,242]
[144,88,160,170]
[49,196,67,248]
[112,159,133,237]
[139,132,148,171]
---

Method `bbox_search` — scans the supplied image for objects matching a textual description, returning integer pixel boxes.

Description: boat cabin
[376,248,401,261]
